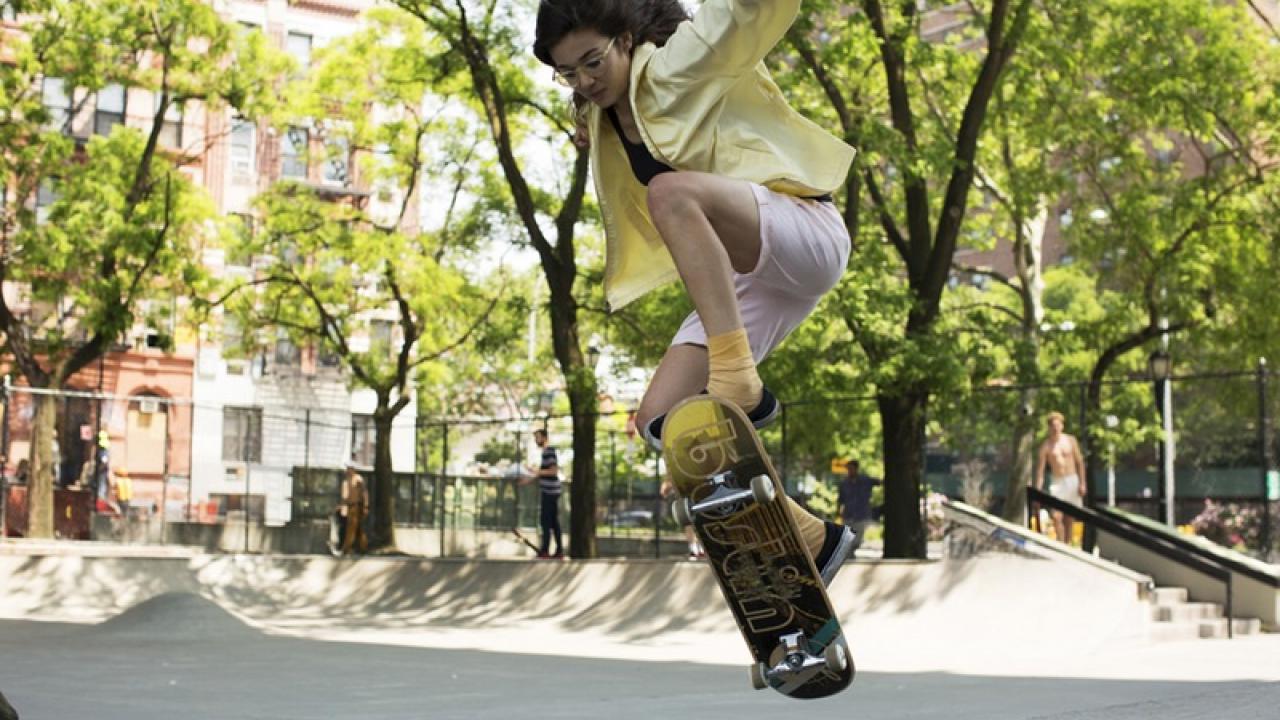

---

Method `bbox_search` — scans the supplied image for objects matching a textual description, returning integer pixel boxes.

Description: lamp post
[1104,414,1119,507]
[1148,347,1175,526]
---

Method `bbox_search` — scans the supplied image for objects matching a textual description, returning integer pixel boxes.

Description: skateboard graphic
[662,395,854,699]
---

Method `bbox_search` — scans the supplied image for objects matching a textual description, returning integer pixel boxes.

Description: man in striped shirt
[522,428,564,558]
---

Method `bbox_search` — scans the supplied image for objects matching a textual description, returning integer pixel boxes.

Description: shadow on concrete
[0,605,1275,720]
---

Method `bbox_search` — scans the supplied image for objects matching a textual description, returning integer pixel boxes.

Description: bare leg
[1051,510,1066,544]
[646,172,761,336]
[647,172,766,411]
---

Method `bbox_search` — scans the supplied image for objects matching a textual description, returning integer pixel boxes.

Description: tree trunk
[370,409,396,550]
[567,380,598,559]
[1003,387,1037,522]
[29,392,57,539]
[879,388,928,558]
[1004,208,1046,522]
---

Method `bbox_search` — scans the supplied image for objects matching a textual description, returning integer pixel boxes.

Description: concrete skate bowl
[193,557,741,643]
[81,592,259,644]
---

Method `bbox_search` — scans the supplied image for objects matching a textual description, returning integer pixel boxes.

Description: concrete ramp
[85,592,258,642]
[0,533,1163,674]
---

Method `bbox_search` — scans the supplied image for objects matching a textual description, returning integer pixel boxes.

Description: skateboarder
[534,0,856,582]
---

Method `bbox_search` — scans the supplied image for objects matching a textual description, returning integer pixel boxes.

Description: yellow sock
[705,328,763,411]
[785,496,829,557]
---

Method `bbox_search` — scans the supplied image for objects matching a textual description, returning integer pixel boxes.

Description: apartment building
[2,0,419,523]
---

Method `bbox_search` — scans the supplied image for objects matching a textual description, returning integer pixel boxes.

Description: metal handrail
[1027,487,1235,638]
[1096,504,1280,588]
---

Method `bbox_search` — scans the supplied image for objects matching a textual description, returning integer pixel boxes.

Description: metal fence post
[609,431,617,539]
[1,375,8,540]
[653,447,661,559]
[1258,358,1272,560]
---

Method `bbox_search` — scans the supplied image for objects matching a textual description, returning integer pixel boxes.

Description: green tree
[780,0,1038,557]
[1048,0,1280,491]
[390,0,602,558]
[224,9,501,549]
[0,0,280,537]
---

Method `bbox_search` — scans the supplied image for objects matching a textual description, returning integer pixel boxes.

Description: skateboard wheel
[749,474,775,504]
[672,497,693,528]
[749,662,769,690]
[824,640,848,672]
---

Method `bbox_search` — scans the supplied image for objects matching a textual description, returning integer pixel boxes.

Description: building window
[324,137,349,186]
[229,117,256,177]
[42,77,71,133]
[154,92,183,148]
[370,319,394,354]
[287,31,313,68]
[281,126,308,179]
[351,414,375,467]
[275,330,301,366]
[94,84,126,136]
[318,345,342,368]
[36,180,58,224]
[222,406,263,462]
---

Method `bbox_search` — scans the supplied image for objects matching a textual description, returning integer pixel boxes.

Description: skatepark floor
[2,542,1280,720]
[1,590,1277,720]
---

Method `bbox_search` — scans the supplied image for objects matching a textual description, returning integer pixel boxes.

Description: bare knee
[646,173,702,230]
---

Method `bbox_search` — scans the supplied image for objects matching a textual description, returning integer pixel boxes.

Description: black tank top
[607,108,673,185]
[605,108,834,203]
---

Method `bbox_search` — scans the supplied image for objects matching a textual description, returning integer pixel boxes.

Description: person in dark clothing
[521,429,564,558]
[836,459,880,551]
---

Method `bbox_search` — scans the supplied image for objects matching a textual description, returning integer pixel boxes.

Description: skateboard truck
[751,631,848,691]
[673,472,776,527]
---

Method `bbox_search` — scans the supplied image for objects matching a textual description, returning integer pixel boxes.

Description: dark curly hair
[533,0,691,66]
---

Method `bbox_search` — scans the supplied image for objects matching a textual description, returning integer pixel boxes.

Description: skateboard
[662,395,854,699]
[511,526,541,554]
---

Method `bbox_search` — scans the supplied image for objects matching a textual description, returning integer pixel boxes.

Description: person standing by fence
[112,466,132,519]
[836,459,880,552]
[339,463,369,555]
[1034,411,1087,546]
[521,429,564,559]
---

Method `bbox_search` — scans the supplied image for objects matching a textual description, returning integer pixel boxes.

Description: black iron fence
[3,362,1276,560]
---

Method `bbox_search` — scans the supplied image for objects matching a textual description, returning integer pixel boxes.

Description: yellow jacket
[587,0,856,310]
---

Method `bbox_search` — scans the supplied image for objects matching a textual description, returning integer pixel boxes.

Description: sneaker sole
[819,528,857,587]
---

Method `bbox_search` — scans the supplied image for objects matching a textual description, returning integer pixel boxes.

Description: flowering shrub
[1190,499,1264,553]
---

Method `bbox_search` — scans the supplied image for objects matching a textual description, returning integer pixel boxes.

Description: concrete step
[1198,617,1265,639]
[1151,586,1189,605]
[1147,620,1202,643]
[1153,602,1223,623]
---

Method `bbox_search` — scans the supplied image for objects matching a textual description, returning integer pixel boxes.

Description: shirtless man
[1034,411,1087,545]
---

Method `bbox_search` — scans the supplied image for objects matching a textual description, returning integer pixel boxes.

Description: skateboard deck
[662,395,854,699]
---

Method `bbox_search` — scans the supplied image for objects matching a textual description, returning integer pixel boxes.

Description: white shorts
[1050,474,1083,507]
[671,184,851,359]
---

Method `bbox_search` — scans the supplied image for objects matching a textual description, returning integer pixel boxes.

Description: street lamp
[1104,414,1119,507]
[1148,348,1175,526]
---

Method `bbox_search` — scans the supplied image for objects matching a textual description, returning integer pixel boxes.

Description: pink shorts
[671,184,851,360]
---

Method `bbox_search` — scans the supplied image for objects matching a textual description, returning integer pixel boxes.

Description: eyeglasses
[552,36,617,88]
